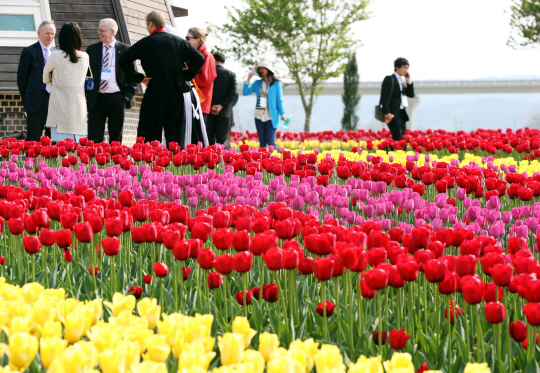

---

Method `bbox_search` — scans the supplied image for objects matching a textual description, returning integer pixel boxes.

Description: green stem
[242,272,248,318]
[377,290,382,354]
[409,281,415,346]
[476,305,485,362]
[322,281,328,341]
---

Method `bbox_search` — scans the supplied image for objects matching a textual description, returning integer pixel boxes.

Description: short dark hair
[59,23,82,63]
[213,52,225,63]
[394,57,409,70]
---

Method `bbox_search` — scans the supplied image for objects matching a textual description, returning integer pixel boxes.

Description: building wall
[0,47,24,92]
[121,0,174,44]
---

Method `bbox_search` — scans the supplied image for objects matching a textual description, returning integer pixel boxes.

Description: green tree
[215,0,370,132]
[341,52,360,131]
[508,0,540,48]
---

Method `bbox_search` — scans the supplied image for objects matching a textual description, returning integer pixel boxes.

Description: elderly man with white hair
[86,18,137,144]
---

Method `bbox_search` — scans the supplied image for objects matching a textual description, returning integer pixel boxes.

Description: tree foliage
[508,0,540,48]
[341,52,360,131]
[215,0,370,132]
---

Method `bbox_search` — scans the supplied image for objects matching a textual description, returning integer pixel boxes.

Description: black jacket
[211,64,237,118]
[119,32,204,97]
[380,74,415,120]
[86,41,137,111]
[17,42,49,114]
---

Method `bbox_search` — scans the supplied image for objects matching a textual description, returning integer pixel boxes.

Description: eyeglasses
[97,29,112,33]
[185,36,198,41]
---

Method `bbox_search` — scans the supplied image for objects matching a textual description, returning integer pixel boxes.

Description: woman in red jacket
[186,27,217,124]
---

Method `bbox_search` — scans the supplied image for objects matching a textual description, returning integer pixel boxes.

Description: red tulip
[88,266,99,276]
[22,236,41,255]
[60,212,78,230]
[128,285,142,299]
[368,247,387,268]
[460,240,481,257]
[133,203,150,222]
[7,218,24,235]
[444,300,464,325]
[233,252,253,273]
[364,268,389,290]
[388,328,411,349]
[262,283,279,303]
[101,237,120,256]
[480,253,506,276]
[274,219,294,240]
[252,286,261,300]
[523,303,540,326]
[489,264,514,287]
[235,289,252,306]
[153,262,169,277]
[56,229,73,248]
[522,334,540,350]
[131,226,145,244]
[232,230,250,252]
[298,257,315,275]
[212,228,233,250]
[461,275,484,305]
[162,229,181,250]
[360,278,377,298]
[411,227,430,249]
[316,300,336,317]
[172,241,191,261]
[207,272,223,289]
[235,216,253,232]
[387,265,406,288]
[214,254,234,275]
[397,259,420,282]
[250,231,277,255]
[484,282,504,302]
[87,214,104,233]
[366,231,389,249]
[314,257,334,281]
[63,248,73,262]
[424,259,448,283]
[484,302,506,324]
[439,271,459,295]
[262,248,283,271]
[39,228,57,246]
[455,255,478,277]
[0,257,5,265]
[197,248,216,270]
[191,222,212,243]
[74,221,93,243]
[416,363,430,373]
[182,267,190,281]
[509,320,527,342]
[143,274,152,284]
[372,330,387,345]
[144,223,157,243]
[118,190,134,206]
[508,237,527,255]
[24,214,38,234]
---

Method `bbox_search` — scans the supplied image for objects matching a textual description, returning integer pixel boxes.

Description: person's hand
[141,77,151,86]
[281,114,287,121]
[405,73,411,84]
[216,105,223,112]
[125,97,130,101]
[247,71,254,80]
[384,113,394,123]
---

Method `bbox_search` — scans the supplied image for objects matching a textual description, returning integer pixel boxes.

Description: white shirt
[39,40,52,93]
[100,40,120,93]
[393,72,409,109]
[255,81,271,122]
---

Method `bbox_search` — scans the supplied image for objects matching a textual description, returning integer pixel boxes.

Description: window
[0,14,35,31]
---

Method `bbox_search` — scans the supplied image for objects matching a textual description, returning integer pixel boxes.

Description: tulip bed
[0,129,539,373]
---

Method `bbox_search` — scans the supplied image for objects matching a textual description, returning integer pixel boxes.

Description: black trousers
[387,109,408,141]
[206,114,231,147]
[88,92,125,143]
[26,93,50,141]
[138,92,184,145]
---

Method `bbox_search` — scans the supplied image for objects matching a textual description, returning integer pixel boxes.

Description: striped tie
[100,44,111,92]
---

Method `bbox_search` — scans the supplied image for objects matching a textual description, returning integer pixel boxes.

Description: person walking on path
[43,22,89,142]
[243,61,286,150]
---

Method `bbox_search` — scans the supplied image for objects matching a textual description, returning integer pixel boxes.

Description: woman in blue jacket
[243,61,286,149]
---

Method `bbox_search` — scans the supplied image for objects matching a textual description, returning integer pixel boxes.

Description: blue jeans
[255,118,276,149]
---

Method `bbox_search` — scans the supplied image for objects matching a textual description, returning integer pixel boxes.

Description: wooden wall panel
[0,47,24,92]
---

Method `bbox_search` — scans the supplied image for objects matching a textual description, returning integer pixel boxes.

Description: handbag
[85,65,94,91]
[374,76,394,122]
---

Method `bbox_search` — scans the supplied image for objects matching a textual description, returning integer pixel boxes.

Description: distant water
[232,93,540,134]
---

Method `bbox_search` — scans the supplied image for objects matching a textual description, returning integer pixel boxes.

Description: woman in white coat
[43,22,89,141]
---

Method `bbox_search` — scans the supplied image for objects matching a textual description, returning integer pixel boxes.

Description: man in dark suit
[119,10,204,146]
[380,57,415,142]
[207,52,237,148]
[86,18,137,144]
[17,21,56,141]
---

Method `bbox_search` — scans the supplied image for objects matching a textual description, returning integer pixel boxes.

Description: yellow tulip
[464,363,491,373]
[143,335,171,363]
[132,361,168,373]
[184,314,214,343]
[232,316,257,349]
[57,298,80,321]
[63,312,85,344]
[348,355,383,373]
[22,282,44,304]
[40,320,63,338]
[103,293,136,317]
[289,347,312,373]
[178,340,216,371]
[39,288,66,302]
[289,338,319,360]
[7,332,38,372]
[87,299,103,326]
[111,309,145,328]
[314,344,346,373]
[32,299,57,326]
[242,349,265,373]
[98,347,126,373]
[46,341,97,373]
[8,316,34,335]
[267,355,298,373]
[236,363,257,373]
[137,297,161,329]
[2,286,24,302]
[218,333,245,365]
[40,337,68,368]
[383,353,415,373]
[258,332,279,362]
[0,367,11,373]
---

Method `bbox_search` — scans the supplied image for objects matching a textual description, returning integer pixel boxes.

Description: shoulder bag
[85,65,94,91]
[374,76,394,122]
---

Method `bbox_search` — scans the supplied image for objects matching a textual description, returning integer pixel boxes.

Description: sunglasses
[185,36,198,41]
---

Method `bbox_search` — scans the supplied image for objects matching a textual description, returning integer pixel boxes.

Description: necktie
[44,47,51,93]
[100,44,111,92]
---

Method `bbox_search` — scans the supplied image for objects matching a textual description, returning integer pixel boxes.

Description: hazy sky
[171,0,540,82]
